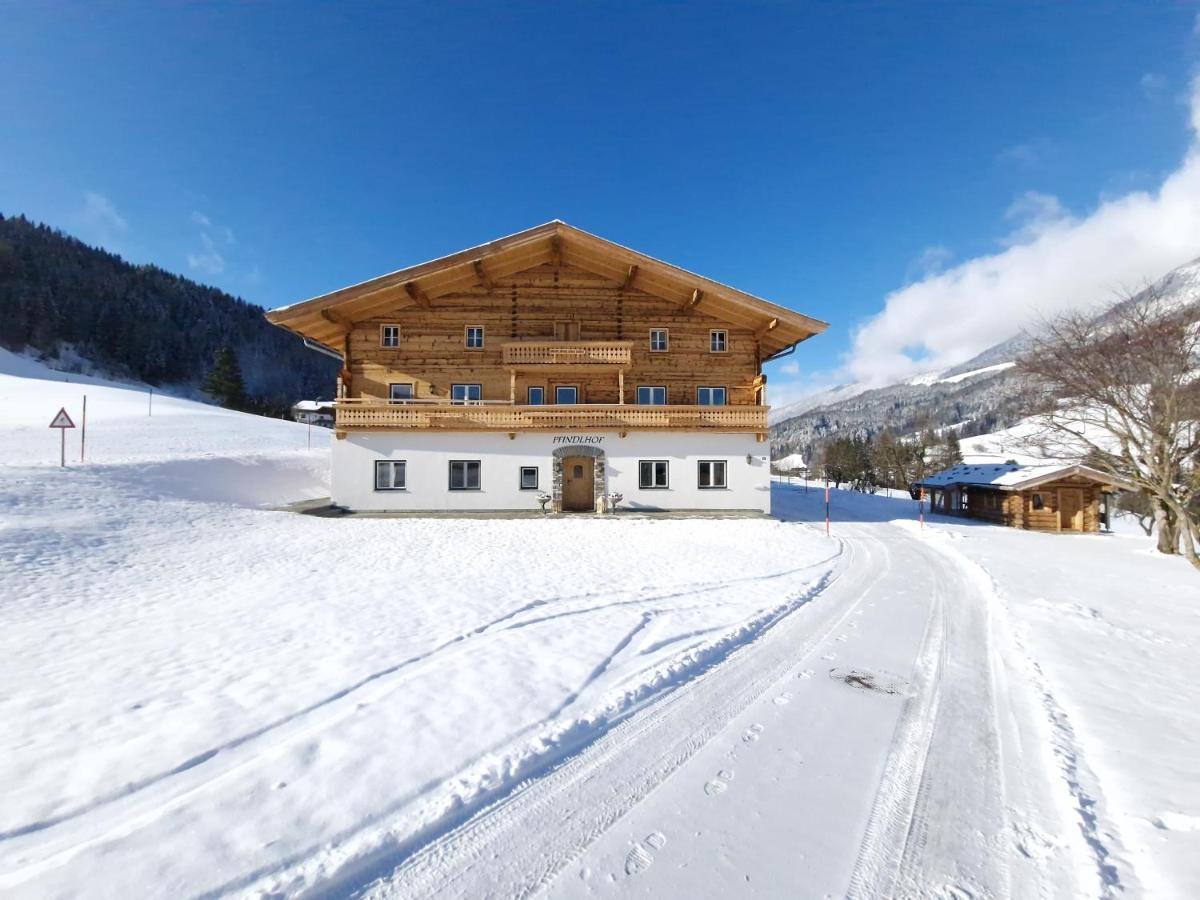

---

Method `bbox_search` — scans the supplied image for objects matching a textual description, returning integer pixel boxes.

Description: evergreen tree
[203,346,246,409]
[943,431,963,467]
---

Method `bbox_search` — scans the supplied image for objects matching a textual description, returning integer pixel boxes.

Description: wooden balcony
[501,340,632,368]
[335,399,768,433]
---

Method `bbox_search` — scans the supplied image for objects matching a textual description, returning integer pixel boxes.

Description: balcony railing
[501,341,632,367]
[335,398,767,432]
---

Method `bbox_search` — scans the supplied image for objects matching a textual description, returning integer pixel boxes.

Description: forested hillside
[0,214,336,410]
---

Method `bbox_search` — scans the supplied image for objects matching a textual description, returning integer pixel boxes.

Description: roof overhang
[264,220,828,357]
[916,464,1134,492]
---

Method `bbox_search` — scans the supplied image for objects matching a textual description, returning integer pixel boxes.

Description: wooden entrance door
[1059,488,1084,531]
[562,457,594,511]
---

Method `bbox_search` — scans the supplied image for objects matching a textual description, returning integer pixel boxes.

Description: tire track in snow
[254,534,875,899]
[0,553,835,849]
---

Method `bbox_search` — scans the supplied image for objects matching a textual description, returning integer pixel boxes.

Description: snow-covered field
[3,352,1199,899]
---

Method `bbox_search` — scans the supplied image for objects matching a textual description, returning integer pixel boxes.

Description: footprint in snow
[797,669,815,679]
[773,692,792,705]
[821,652,837,661]
[836,633,849,642]
[704,769,735,796]
[742,723,764,743]
[624,832,667,876]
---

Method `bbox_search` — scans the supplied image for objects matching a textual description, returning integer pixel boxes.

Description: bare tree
[1016,285,1200,567]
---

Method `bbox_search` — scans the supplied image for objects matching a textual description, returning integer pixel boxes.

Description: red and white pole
[825,478,831,536]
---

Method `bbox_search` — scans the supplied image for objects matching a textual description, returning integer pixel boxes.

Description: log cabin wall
[345,263,761,405]
[1014,477,1100,533]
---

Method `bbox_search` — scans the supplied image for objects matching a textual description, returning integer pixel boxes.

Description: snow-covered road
[355,485,1089,899]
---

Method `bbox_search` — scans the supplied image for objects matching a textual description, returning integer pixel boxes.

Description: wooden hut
[914,463,1129,533]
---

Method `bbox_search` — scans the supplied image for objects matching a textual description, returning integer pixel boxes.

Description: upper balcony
[501,340,632,368]
[335,398,768,433]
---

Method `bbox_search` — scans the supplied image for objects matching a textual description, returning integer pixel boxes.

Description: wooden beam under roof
[404,281,432,309]
[472,259,494,291]
[550,234,562,266]
[755,317,779,340]
[620,264,638,291]
[321,308,353,329]
[681,288,703,311]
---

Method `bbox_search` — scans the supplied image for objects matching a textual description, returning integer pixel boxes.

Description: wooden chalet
[266,221,827,513]
[915,463,1129,533]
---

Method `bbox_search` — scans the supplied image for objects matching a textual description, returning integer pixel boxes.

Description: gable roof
[915,462,1132,492]
[264,220,828,356]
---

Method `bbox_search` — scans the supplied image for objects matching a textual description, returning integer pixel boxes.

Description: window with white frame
[649,329,669,352]
[639,459,669,489]
[710,330,727,352]
[527,386,545,405]
[380,324,401,348]
[465,325,485,349]
[698,460,727,489]
[637,385,667,405]
[451,383,482,403]
[449,460,481,490]
[519,466,539,490]
[374,460,406,491]
[697,386,726,405]
[389,383,414,402]
[555,385,578,404]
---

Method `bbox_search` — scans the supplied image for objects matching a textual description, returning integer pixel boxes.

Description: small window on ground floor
[520,466,539,490]
[639,459,669,489]
[449,460,481,490]
[389,383,414,402]
[698,460,727,489]
[375,460,406,491]
[1032,492,1044,510]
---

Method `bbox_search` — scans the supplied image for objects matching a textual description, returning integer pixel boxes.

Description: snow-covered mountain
[770,254,1200,456]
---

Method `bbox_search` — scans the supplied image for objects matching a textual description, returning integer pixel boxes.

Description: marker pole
[148,387,153,416]
[60,427,66,468]
[81,395,87,462]
[825,478,830,536]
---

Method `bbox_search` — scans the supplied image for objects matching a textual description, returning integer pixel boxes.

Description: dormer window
[380,325,401,348]
[649,329,669,352]
[710,330,727,352]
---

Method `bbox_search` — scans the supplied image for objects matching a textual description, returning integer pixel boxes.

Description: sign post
[80,394,87,462]
[49,407,76,467]
[919,488,926,529]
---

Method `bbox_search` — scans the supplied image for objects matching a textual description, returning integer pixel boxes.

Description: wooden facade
[265,221,827,439]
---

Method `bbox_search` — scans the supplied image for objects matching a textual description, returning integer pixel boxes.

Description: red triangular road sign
[49,407,76,429]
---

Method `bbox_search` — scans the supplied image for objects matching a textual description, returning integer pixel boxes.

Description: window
[380,325,401,348]
[374,460,406,491]
[519,466,539,490]
[637,385,667,405]
[698,460,727,489]
[710,330,727,352]
[639,459,669,489]
[1032,493,1044,511]
[465,326,485,349]
[527,386,545,405]
[649,329,669,352]
[555,385,578,404]
[389,383,414,402]
[449,460,481,490]
[451,384,482,404]
[554,321,580,340]
[697,386,726,405]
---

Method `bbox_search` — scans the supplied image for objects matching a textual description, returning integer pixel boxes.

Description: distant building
[291,400,335,427]
[914,463,1129,533]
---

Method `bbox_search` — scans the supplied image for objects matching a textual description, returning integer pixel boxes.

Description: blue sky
[3,2,1199,403]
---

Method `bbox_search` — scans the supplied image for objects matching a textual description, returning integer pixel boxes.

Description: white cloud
[996,141,1045,168]
[187,232,225,276]
[907,244,953,281]
[190,211,212,227]
[71,191,128,248]
[1140,72,1168,99]
[842,76,1200,387]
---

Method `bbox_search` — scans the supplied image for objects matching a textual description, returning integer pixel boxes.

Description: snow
[3,355,1198,898]
[770,452,806,470]
[936,360,1016,384]
[917,460,1117,489]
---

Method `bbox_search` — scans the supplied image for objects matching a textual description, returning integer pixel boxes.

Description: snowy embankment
[0,353,838,897]
[825,487,1200,898]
